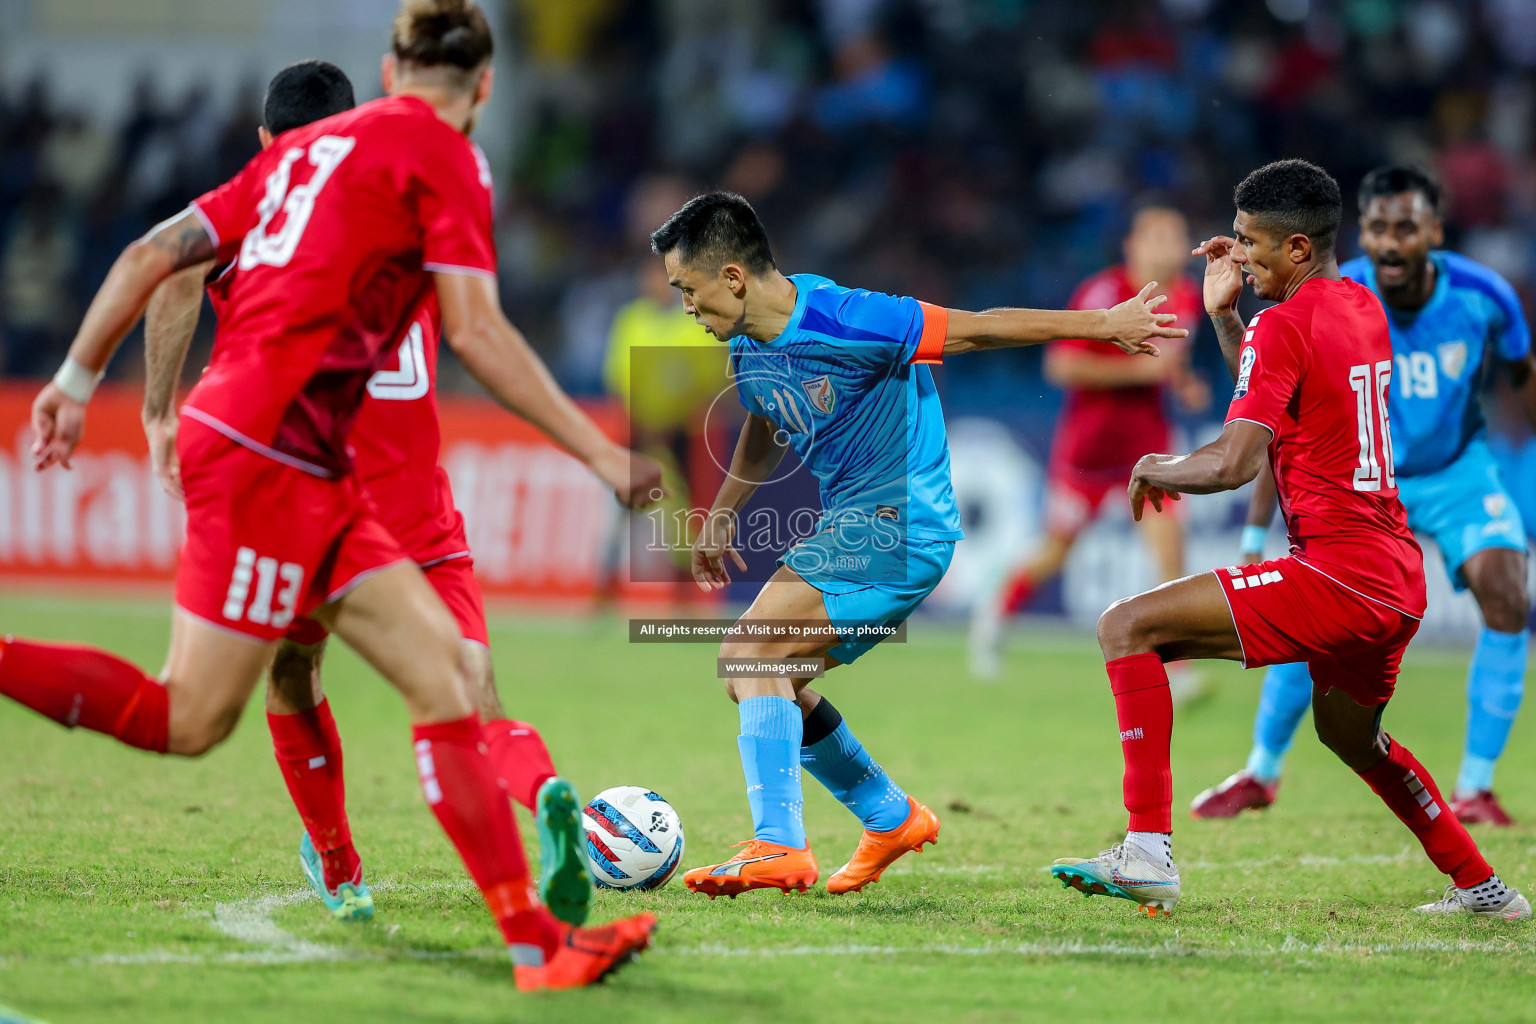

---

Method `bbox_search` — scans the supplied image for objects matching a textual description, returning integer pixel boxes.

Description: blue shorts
[1487,433,1536,545]
[779,518,955,664]
[1398,438,1526,591]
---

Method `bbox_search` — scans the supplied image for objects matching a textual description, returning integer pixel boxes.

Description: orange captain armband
[909,301,948,365]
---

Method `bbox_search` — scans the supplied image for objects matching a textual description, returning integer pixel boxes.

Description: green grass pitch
[1,593,1533,1023]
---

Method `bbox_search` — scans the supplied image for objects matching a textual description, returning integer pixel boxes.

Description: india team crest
[1438,340,1468,380]
[801,375,836,415]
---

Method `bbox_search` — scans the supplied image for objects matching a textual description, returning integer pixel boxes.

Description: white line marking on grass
[670,938,1534,959]
[76,873,1532,970]
[1184,849,1418,871]
[895,850,1420,879]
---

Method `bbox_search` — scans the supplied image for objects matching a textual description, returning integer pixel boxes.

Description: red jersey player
[7,0,663,990]
[971,205,1208,685]
[140,61,588,932]
[1047,159,1529,920]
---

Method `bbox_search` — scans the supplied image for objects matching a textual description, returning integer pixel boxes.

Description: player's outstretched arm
[434,271,663,509]
[940,282,1186,357]
[1125,419,1273,521]
[32,210,214,472]
[141,260,213,500]
[692,414,786,590]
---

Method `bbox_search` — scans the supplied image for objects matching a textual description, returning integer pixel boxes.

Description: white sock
[1461,874,1511,909]
[1125,831,1174,870]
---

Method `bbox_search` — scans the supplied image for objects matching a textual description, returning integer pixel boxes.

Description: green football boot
[300,832,374,922]
[536,777,592,926]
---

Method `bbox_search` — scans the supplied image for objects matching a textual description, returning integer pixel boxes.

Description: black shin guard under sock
[800,696,844,747]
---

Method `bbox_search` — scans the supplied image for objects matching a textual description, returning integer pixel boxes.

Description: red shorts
[284,546,490,649]
[283,553,487,648]
[1214,555,1421,706]
[175,419,409,643]
[1044,464,1179,537]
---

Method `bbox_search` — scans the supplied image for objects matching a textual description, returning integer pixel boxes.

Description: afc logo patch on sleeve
[1233,344,1256,399]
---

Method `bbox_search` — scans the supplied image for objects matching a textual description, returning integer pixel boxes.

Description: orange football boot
[825,796,940,894]
[513,912,657,992]
[683,839,818,898]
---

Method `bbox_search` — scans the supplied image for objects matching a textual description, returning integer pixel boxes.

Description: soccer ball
[581,786,685,890]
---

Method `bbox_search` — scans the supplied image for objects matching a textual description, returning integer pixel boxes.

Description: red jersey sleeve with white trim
[1223,302,1307,436]
[180,96,488,479]
[1225,278,1425,617]
[418,139,497,278]
[189,162,260,265]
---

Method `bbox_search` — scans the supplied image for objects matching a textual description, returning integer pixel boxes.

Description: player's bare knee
[465,645,504,720]
[1477,579,1530,635]
[167,705,242,757]
[1097,597,1154,660]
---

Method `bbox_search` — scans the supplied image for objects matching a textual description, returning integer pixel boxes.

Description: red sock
[1002,569,1039,615]
[412,714,560,961]
[1358,737,1492,888]
[1108,652,1174,833]
[0,637,168,753]
[482,718,558,811]
[268,699,360,891]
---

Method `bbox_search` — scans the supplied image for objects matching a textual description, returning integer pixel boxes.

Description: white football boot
[1050,841,1181,916]
[1415,881,1532,920]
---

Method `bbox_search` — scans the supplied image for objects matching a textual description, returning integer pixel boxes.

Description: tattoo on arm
[146,213,216,271]
[1211,311,1246,381]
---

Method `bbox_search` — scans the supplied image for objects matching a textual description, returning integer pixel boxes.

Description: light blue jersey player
[647,192,1186,897]
[1192,166,1536,825]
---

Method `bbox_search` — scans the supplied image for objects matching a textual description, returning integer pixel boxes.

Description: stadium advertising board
[0,384,623,601]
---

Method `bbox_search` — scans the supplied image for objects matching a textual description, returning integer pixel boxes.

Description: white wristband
[53,356,102,405]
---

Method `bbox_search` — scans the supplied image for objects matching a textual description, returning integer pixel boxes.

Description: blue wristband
[1240,525,1267,558]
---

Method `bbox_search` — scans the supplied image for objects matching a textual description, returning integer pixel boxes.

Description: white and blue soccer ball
[582,786,685,890]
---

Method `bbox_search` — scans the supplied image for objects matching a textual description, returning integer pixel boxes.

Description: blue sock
[737,696,805,848]
[802,721,910,833]
[1245,661,1314,784]
[1459,626,1528,794]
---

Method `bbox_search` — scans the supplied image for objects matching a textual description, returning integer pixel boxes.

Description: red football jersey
[205,265,464,564]
[184,95,495,478]
[350,294,467,564]
[1224,277,1426,617]
[1050,266,1203,472]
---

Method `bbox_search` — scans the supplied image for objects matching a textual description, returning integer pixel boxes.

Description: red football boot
[513,913,657,992]
[1450,790,1515,827]
[1189,770,1278,819]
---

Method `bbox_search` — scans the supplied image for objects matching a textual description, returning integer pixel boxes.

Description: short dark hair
[649,192,776,274]
[392,0,494,89]
[1234,159,1343,254]
[263,61,355,136]
[1357,163,1442,215]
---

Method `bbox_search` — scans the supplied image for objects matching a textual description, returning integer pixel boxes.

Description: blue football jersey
[728,274,964,541]
[1340,251,1531,477]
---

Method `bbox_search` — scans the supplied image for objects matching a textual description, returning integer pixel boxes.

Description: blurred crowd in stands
[4,0,1536,429]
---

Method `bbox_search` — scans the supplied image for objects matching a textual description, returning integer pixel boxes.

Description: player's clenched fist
[30,382,87,472]
[1193,236,1245,317]
[1101,282,1188,356]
